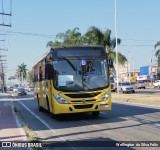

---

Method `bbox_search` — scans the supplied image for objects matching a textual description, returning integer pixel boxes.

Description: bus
[32,45,113,117]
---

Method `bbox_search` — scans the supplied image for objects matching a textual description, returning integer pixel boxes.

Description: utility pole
[0,55,7,88]
[0,0,12,27]
[128,51,131,82]
[0,0,12,88]
[114,0,119,93]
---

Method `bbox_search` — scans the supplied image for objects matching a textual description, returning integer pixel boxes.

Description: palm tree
[27,70,33,84]
[46,40,61,48]
[56,27,82,45]
[84,26,127,65]
[46,26,127,65]
[46,27,82,48]
[155,41,160,67]
[16,62,28,85]
[83,26,104,45]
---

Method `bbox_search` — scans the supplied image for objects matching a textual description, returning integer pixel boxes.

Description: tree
[157,71,160,80]
[155,41,160,67]
[46,27,82,48]
[46,40,61,48]
[83,26,104,45]
[46,26,127,65]
[16,63,28,85]
[27,70,33,84]
[84,26,126,65]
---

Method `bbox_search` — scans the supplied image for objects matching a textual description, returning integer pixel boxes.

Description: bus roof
[50,45,104,50]
[32,45,105,68]
[32,51,50,68]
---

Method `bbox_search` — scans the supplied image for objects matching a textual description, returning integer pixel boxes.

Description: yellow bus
[33,45,112,117]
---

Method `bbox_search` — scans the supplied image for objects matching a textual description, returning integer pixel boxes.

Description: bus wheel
[92,111,100,118]
[46,96,50,113]
[38,101,43,112]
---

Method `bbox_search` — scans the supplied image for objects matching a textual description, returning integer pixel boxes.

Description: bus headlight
[99,91,111,102]
[53,94,69,104]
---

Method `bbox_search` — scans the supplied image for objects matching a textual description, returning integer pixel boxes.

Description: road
[11,92,160,150]
[135,88,160,95]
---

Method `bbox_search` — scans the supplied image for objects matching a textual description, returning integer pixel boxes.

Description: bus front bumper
[53,100,111,114]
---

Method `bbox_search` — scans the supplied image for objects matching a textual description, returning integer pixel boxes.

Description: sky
[0,0,160,80]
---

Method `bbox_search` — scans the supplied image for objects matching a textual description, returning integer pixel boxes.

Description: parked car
[16,87,27,95]
[25,85,33,92]
[7,86,14,91]
[153,80,160,88]
[13,87,18,92]
[0,86,2,92]
[135,81,146,89]
[110,82,117,92]
[119,82,135,93]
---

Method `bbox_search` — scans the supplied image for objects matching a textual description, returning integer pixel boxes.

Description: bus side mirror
[45,64,54,80]
[109,59,113,68]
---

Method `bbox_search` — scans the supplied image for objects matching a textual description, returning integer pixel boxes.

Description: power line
[122,39,158,42]
[120,45,154,47]
[0,48,8,51]
[7,31,55,38]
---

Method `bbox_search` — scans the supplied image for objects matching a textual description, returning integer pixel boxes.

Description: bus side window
[39,66,42,81]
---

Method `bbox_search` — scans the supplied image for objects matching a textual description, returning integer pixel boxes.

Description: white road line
[14,98,77,150]
[155,124,160,127]
[100,112,107,114]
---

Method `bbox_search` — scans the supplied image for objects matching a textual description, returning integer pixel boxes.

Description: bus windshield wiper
[61,56,77,71]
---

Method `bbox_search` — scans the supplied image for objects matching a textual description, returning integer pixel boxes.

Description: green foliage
[155,41,160,66]
[84,26,104,45]
[27,70,33,84]
[16,62,28,84]
[46,27,83,47]
[157,71,160,80]
[46,26,127,65]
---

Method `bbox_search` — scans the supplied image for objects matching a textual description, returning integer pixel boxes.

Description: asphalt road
[134,88,160,95]
[11,93,160,150]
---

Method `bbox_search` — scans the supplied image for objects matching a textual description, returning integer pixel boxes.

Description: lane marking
[13,97,77,150]
[100,112,107,114]
[155,124,160,127]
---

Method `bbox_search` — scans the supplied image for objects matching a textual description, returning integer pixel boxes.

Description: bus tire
[92,111,100,118]
[46,96,50,113]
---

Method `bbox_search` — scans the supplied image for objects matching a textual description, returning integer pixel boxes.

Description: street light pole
[114,0,119,93]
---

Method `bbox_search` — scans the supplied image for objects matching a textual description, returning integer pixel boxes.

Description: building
[115,64,160,83]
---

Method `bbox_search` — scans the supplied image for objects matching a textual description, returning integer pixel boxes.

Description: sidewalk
[0,92,28,149]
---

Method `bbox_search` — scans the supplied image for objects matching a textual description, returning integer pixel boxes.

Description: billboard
[140,66,149,75]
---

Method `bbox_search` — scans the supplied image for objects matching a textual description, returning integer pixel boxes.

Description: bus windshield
[53,58,109,91]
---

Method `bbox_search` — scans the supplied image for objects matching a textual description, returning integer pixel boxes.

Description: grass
[23,124,43,150]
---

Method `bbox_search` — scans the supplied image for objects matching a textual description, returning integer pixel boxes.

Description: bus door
[45,63,54,113]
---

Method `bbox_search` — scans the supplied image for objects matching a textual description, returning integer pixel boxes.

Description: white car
[119,82,135,93]
[153,80,160,88]
[25,85,33,92]
[13,87,18,92]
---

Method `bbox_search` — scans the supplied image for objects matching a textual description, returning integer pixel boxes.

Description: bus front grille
[73,104,93,109]
[65,92,100,98]
[71,99,96,103]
